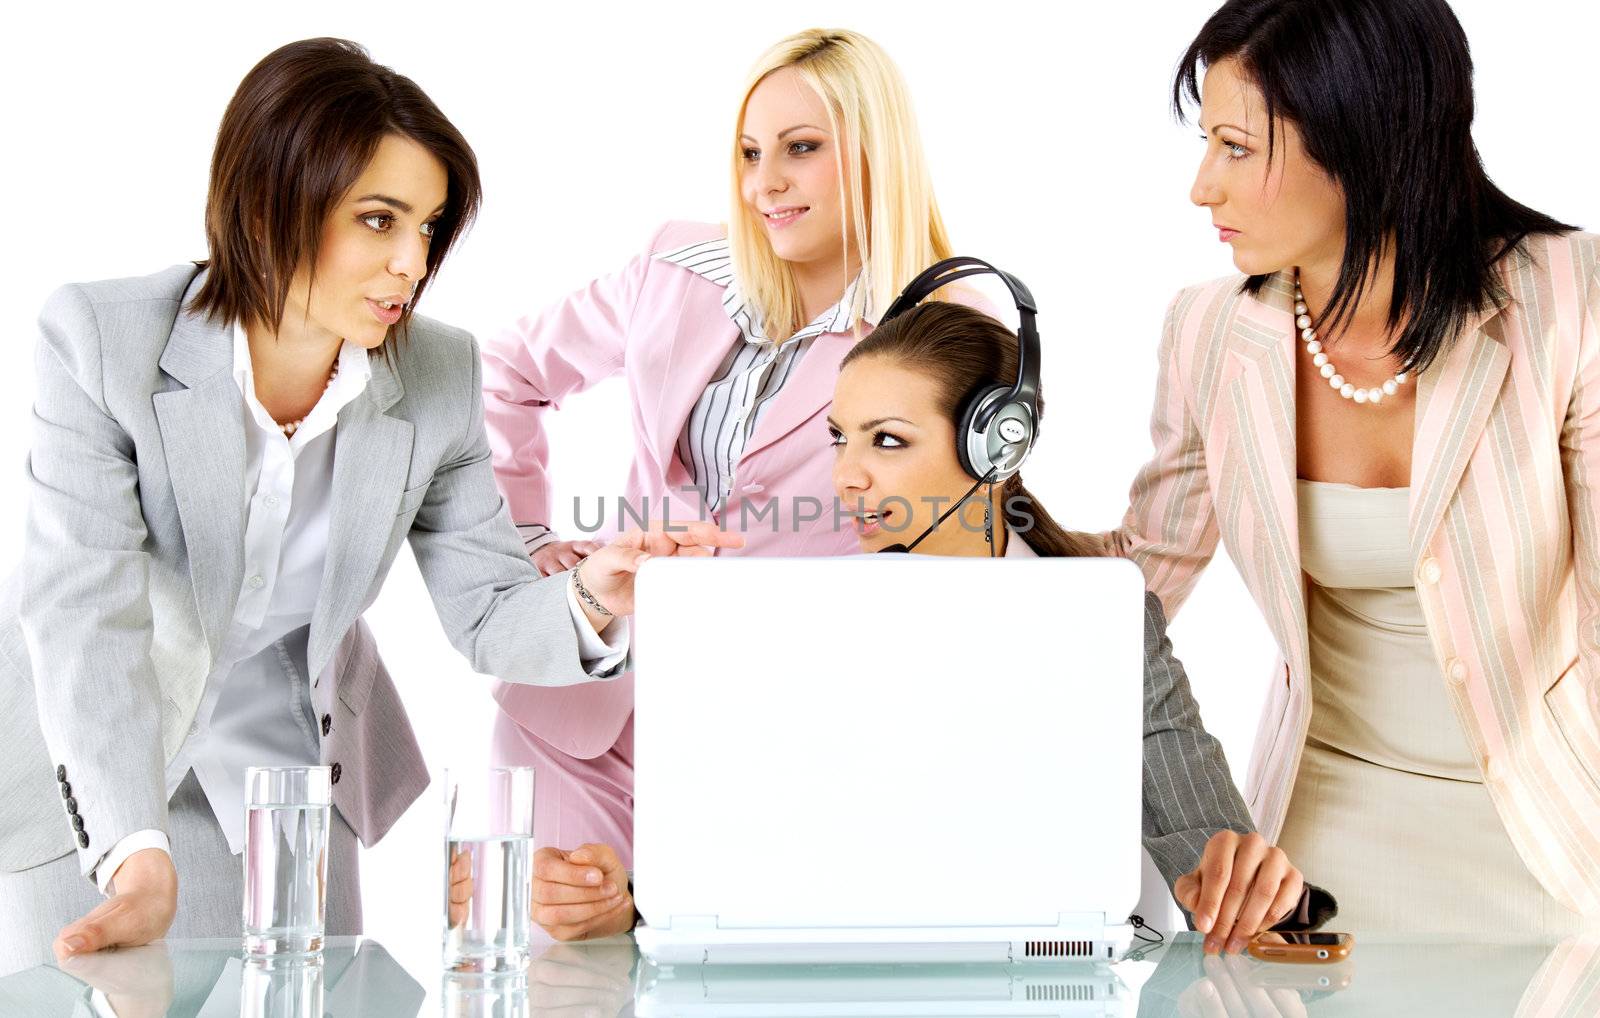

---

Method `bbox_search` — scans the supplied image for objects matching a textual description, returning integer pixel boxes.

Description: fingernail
[1196,913,1213,933]
[585,870,601,884]
[1204,938,1219,954]
[1227,937,1245,954]
[63,936,86,953]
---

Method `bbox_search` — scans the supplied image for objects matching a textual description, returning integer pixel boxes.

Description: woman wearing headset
[0,38,734,973]
[1111,0,1598,934]
[826,293,1334,957]
[482,28,956,939]
[529,278,1336,955]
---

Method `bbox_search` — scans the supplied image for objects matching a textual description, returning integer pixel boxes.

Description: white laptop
[631,556,1146,966]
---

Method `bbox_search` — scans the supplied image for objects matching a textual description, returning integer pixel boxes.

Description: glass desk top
[2,931,1596,1017]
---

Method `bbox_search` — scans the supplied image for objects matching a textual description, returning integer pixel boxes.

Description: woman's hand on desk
[52,848,178,962]
[1174,831,1304,956]
[572,522,745,626]
[531,842,636,941]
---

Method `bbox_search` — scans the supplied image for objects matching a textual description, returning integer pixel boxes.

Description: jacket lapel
[1220,272,1310,678]
[306,352,414,679]
[1408,296,1513,566]
[152,277,246,657]
[647,306,742,482]
[739,331,855,462]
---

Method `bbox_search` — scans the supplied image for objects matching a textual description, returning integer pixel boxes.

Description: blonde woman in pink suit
[1111,0,1599,935]
[479,29,955,939]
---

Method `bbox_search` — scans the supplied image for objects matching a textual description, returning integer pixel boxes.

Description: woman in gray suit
[0,37,736,974]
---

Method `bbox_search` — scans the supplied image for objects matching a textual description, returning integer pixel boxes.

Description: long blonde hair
[729,29,953,342]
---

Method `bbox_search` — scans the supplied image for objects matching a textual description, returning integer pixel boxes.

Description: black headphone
[878,256,1041,483]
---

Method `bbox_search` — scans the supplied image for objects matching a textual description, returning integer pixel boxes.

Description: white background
[4,0,1596,976]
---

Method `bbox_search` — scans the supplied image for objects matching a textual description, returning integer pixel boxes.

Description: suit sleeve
[480,223,671,553]
[1140,592,1254,884]
[410,329,628,686]
[1560,254,1600,742]
[1098,292,1221,618]
[1140,592,1336,930]
[19,284,168,880]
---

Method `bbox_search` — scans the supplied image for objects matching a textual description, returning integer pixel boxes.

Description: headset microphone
[876,470,997,554]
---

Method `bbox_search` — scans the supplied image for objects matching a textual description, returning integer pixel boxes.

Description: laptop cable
[1123,913,1167,962]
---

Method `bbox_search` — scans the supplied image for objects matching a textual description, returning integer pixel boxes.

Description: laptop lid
[633,556,1145,931]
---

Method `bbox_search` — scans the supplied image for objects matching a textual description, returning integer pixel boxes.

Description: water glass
[442,767,535,973]
[243,766,332,956]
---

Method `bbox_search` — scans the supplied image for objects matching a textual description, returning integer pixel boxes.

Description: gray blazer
[1139,589,1254,880]
[1141,589,1333,927]
[0,264,614,877]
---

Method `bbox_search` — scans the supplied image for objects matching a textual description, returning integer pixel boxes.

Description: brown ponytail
[1001,477,1101,558]
[843,301,1104,559]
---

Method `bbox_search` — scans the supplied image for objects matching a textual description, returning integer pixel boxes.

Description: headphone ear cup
[956,384,1011,480]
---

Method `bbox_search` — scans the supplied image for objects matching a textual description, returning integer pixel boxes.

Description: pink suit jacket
[479,221,860,761]
[1110,231,1600,916]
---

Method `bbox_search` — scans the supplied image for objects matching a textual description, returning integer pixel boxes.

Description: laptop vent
[1025,984,1096,1002]
[1023,940,1095,959]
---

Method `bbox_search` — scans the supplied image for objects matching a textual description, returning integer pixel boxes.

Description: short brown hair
[190,38,481,334]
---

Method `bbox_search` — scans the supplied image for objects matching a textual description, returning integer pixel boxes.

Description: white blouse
[93,325,626,892]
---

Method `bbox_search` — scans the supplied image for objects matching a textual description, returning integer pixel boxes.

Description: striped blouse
[657,237,860,516]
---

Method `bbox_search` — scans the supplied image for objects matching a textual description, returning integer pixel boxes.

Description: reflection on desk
[0,937,422,1018]
[2,933,1596,1017]
[637,958,1126,1016]
[1135,933,1600,1018]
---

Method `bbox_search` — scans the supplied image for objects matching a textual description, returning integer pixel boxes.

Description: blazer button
[1484,756,1507,786]
[56,764,66,783]
[741,483,764,495]
[71,814,84,832]
[77,832,89,849]
[65,797,78,815]
[1419,558,1442,585]
[330,762,342,785]
[59,781,72,799]
[1445,659,1468,684]
[321,714,332,737]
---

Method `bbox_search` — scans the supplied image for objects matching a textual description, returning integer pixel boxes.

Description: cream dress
[1276,480,1580,937]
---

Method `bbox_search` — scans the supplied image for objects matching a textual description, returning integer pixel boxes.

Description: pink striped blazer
[1517,936,1600,1017]
[1109,230,1600,916]
[479,221,860,760]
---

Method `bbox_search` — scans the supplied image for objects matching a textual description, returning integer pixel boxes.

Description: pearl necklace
[278,360,341,437]
[1296,272,1407,405]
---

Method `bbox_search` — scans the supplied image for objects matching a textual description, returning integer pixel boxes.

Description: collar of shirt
[231,322,373,449]
[1005,526,1037,558]
[656,237,872,346]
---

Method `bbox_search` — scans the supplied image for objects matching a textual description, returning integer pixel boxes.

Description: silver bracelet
[571,563,614,617]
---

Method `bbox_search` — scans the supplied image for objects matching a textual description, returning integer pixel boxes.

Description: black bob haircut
[1174,0,1577,373]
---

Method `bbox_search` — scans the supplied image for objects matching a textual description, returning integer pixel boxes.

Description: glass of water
[243,766,332,956]
[443,767,535,973]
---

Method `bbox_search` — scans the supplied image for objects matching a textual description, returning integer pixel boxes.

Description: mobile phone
[1246,932,1354,963]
